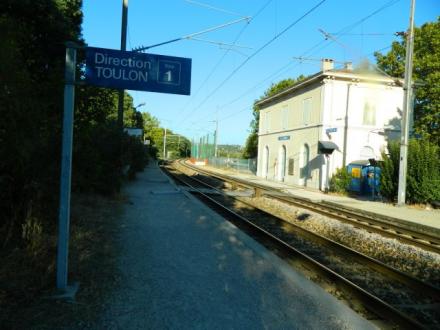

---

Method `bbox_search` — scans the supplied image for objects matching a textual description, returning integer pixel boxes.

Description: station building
[256,59,404,191]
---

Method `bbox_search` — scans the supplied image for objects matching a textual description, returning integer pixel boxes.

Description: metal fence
[191,132,216,159]
[207,157,257,175]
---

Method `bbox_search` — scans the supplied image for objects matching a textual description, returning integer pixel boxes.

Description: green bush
[379,141,400,200]
[329,167,351,193]
[73,122,122,195]
[380,139,440,204]
[123,135,148,180]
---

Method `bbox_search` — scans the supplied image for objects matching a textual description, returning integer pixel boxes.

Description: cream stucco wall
[257,73,404,191]
[321,79,403,189]
[257,81,324,189]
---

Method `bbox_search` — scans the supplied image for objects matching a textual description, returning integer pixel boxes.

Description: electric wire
[178,0,327,128]
[184,0,245,17]
[215,0,402,122]
[307,0,402,59]
[178,0,402,140]
[173,0,274,123]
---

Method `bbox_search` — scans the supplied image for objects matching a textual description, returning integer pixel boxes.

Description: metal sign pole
[56,43,78,296]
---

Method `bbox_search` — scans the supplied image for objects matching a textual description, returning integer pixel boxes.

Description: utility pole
[342,83,351,167]
[214,119,218,158]
[117,0,128,131]
[397,0,415,206]
[163,127,167,159]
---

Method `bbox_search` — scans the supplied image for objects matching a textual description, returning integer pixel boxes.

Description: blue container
[363,165,381,196]
[347,160,381,196]
[347,160,369,193]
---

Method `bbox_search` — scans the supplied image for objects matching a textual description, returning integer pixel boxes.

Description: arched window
[301,144,310,179]
[278,145,287,181]
[363,101,376,126]
[262,146,269,178]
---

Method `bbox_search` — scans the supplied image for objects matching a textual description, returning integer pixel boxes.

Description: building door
[262,146,269,178]
[279,145,286,181]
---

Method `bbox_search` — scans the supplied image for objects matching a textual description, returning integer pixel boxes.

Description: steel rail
[179,160,440,254]
[170,161,440,297]
[162,161,428,329]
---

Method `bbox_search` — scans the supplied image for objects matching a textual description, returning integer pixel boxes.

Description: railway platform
[198,164,440,236]
[98,161,375,329]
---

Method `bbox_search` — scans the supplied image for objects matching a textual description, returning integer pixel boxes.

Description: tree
[243,75,306,158]
[0,0,84,247]
[375,18,440,144]
[142,112,160,138]
[380,139,440,203]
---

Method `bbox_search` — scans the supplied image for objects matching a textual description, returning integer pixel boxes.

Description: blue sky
[82,0,439,145]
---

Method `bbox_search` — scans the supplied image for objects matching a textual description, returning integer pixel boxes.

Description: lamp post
[134,102,146,110]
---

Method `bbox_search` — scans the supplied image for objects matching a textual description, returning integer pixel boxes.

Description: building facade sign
[85,47,191,95]
[278,135,290,141]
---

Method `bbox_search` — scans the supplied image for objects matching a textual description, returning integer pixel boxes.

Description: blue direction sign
[85,47,191,95]
[326,127,337,133]
[278,135,290,141]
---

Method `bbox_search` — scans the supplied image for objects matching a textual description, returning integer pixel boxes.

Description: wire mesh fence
[207,157,257,174]
[191,132,216,159]
[190,132,257,174]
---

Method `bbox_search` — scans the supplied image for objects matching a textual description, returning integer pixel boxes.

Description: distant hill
[217,144,243,158]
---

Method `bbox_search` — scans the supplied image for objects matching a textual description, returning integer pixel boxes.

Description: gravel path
[96,163,376,329]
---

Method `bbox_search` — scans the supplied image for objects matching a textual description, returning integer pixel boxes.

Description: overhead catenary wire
[178,0,403,140]
[306,0,402,59]
[192,38,330,125]
[173,0,274,123]
[188,37,252,50]
[318,29,397,80]
[196,0,403,126]
[214,43,400,127]
[178,0,328,128]
[174,23,251,123]
[184,0,245,18]
[184,6,400,131]
[132,16,251,52]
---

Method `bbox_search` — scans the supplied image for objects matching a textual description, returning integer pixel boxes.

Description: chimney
[321,58,334,72]
[344,62,353,71]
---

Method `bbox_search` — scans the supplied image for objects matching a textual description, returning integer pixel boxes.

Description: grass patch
[0,193,124,329]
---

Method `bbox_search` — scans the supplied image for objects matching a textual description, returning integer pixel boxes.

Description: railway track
[161,160,440,329]
[178,159,440,255]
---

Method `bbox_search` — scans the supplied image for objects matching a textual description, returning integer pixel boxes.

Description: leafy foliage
[242,133,258,159]
[380,139,440,203]
[375,18,440,144]
[0,0,150,247]
[1,0,85,249]
[329,168,351,194]
[243,75,306,158]
[216,145,243,158]
[379,141,400,200]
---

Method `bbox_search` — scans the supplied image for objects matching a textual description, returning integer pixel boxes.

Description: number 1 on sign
[164,70,172,82]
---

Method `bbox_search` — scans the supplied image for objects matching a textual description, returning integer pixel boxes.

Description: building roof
[255,67,402,109]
